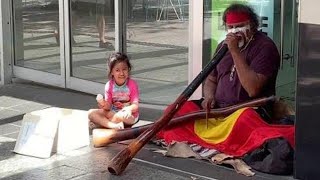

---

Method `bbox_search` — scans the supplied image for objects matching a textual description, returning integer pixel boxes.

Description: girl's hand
[114,101,124,109]
[97,100,106,109]
[96,94,108,110]
[97,100,110,111]
[119,107,132,119]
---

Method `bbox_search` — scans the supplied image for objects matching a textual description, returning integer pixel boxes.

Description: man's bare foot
[54,30,76,45]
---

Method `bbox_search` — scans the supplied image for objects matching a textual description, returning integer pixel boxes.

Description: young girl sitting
[88,52,139,129]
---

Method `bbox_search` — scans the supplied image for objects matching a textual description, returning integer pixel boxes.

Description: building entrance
[10,0,193,105]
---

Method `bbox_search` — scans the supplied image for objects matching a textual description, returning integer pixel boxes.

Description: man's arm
[202,75,218,108]
[230,49,268,97]
[225,33,268,97]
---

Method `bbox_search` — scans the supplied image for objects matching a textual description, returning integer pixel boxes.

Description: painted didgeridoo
[93,96,276,147]
[107,44,228,175]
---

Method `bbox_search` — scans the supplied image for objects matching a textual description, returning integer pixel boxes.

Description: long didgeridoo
[93,96,276,147]
[107,44,228,175]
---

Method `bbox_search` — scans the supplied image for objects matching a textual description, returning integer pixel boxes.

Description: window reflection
[126,0,190,105]
[13,0,61,74]
[70,0,115,82]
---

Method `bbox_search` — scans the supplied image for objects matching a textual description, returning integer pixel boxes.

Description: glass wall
[70,0,115,83]
[126,0,190,105]
[11,0,190,105]
[13,0,61,74]
[272,0,297,106]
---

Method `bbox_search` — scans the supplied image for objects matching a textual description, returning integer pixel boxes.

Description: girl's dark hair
[222,3,259,31]
[107,52,132,79]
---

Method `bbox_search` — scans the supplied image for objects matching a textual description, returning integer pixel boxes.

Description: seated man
[201,3,280,112]
[157,3,293,175]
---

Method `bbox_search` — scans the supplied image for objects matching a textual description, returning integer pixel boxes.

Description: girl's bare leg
[88,109,123,129]
[122,116,136,126]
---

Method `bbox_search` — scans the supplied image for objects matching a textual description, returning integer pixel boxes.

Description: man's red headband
[226,12,250,24]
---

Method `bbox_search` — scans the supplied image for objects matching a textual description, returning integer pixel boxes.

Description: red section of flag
[157,102,295,157]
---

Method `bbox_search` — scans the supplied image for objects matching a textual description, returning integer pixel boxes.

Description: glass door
[273,0,298,107]
[12,0,65,87]
[249,0,298,106]
[123,0,190,105]
[203,0,298,106]
[11,0,117,95]
[65,0,116,94]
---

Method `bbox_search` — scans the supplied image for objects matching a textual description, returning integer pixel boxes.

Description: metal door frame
[0,1,13,85]
[10,0,66,87]
[64,0,123,95]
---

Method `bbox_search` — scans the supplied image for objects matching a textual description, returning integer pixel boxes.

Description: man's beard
[237,33,246,48]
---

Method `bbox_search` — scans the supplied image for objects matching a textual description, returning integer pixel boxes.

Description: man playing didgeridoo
[157,4,294,175]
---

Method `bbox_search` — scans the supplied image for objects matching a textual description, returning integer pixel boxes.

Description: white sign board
[14,107,89,158]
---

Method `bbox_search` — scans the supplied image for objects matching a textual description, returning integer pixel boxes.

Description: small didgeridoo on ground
[107,45,228,175]
[93,96,276,147]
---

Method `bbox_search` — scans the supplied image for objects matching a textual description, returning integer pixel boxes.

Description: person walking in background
[88,52,139,129]
[54,0,78,45]
[96,0,114,48]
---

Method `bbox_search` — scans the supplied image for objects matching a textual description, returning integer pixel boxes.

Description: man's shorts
[71,0,114,16]
[96,0,114,16]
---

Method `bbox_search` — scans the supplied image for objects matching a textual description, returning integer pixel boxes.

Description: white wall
[299,0,320,25]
